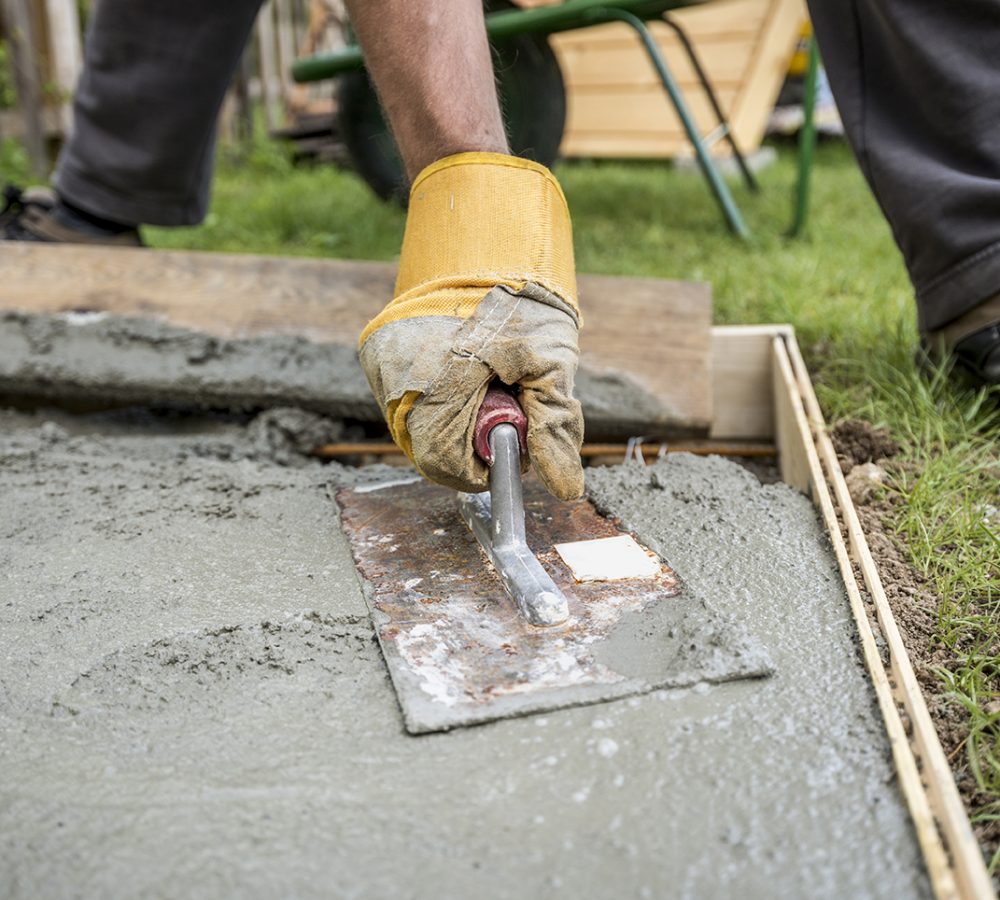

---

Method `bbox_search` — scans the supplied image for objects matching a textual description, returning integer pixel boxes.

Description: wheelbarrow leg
[661,13,759,193]
[588,7,750,239]
[788,36,819,237]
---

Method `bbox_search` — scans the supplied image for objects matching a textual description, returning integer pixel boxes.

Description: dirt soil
[830,419,999,862]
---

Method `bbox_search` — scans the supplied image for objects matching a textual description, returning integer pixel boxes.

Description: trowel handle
[473,385,528,465]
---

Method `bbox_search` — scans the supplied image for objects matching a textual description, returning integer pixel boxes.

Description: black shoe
[0,184,143,246]
[920,322,1000,389]
[951,323,1000,386]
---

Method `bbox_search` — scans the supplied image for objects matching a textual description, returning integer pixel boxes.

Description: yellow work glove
[359,152,584,500]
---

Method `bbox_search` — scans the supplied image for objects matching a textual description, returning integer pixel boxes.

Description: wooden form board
[733,325,992,900]
[0,244,712,437]
[519,0,806,159]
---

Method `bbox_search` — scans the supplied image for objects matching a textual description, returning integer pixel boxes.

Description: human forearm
[343,0,509,178]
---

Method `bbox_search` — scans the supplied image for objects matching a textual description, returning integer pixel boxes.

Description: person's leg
[807,0,1000,341]
[52,0,264,228]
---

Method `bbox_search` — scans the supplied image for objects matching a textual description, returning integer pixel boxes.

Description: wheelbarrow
[292,0,766,238]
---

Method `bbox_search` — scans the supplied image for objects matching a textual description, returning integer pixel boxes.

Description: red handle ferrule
[473,385,528,465]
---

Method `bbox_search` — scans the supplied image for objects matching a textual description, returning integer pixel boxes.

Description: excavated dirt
[0,410,932,898]
[831,418,999,863]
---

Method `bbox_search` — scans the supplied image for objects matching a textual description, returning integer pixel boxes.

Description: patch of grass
[0,136,32,183]
[147,140,406,260]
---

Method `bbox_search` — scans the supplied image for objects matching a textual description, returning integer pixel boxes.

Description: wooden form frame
[0,238,988,892]
[714,324,994,900]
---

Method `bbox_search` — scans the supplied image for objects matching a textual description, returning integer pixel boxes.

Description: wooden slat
[770,336,812,494]
[522,0,805,159]
[565,86,738,136]
[2,0,47,175]
[557,34,754,87]
[772,335,961,900]
[783,337,994,900]
[709,324,786,439]
[43,0,82,133]
[727,0,805,153]
[0,244,713,437]
[255,0,283,132]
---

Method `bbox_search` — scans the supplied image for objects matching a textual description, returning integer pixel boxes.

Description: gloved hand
[359,152,584,500]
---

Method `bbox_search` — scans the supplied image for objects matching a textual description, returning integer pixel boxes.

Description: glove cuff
[359,153,577,347]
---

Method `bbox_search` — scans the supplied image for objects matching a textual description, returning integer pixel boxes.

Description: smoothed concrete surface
[0,413,931,899]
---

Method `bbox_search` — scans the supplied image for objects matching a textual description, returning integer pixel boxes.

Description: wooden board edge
[709,324,791,439]
[776,334,991,900]
[782,335,995,899]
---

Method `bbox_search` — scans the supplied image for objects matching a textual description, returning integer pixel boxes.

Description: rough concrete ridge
[0,307,694,437]
[0,411,930,898]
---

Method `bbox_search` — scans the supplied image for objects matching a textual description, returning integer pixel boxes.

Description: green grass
[6,134,1000,854]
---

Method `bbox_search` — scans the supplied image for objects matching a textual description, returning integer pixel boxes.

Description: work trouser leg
[807,0,1000,332]
[53,0,263,227]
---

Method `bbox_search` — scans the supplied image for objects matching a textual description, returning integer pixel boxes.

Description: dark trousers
[54,0,1000,331]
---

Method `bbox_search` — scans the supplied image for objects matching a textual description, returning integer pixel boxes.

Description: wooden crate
[519,0,806,159]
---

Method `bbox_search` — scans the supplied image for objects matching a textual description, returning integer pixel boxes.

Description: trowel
[336,386,771,734]
[456,385,570,628]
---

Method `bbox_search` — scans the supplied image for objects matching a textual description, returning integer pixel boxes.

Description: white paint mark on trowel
[554,534,660,583]
[403,577,423,591]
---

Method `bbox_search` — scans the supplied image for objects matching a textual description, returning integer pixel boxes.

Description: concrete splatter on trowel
[337,472,774,734]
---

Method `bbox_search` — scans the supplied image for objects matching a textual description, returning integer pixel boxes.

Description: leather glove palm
[359,153,584,500]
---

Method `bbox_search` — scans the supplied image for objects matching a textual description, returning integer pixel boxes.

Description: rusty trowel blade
[336,477,767,734]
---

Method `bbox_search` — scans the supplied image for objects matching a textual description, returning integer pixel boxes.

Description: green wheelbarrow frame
[292,0,819,239]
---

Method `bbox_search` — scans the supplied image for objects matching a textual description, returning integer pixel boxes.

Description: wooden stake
[771,336,960,900]
[783,336,994,900]
[3,0,47,176]
[311,440,777,461]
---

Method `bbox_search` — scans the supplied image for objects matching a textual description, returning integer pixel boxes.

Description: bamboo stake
[3,0,47,176]
[311,440,776,460]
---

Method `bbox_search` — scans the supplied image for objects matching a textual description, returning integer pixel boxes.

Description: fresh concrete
[0,310,683,435]
[0,412,931,899]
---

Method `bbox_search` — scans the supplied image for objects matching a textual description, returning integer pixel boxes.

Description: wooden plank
[274,0,297,99]
[772,335,961,900]
[255,1,283,132]
[0,244,713,437]
[565,86,738,137]
[558,34,754,88]
[520,0,769,42]
[784,337,993,900]
[727,0,806,151]
[526,0,803,159]
[709,324,786,439]
[770,336,812,495]
[43,0,82,133]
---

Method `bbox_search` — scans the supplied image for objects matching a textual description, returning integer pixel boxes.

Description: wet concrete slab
[0,412,931,899]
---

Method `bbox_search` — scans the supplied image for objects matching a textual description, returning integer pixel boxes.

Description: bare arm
[342,0,509,178]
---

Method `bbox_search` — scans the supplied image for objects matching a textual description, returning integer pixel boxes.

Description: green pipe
[788,37,819,238]
[292,0,692,83]
[588,7,749,238]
